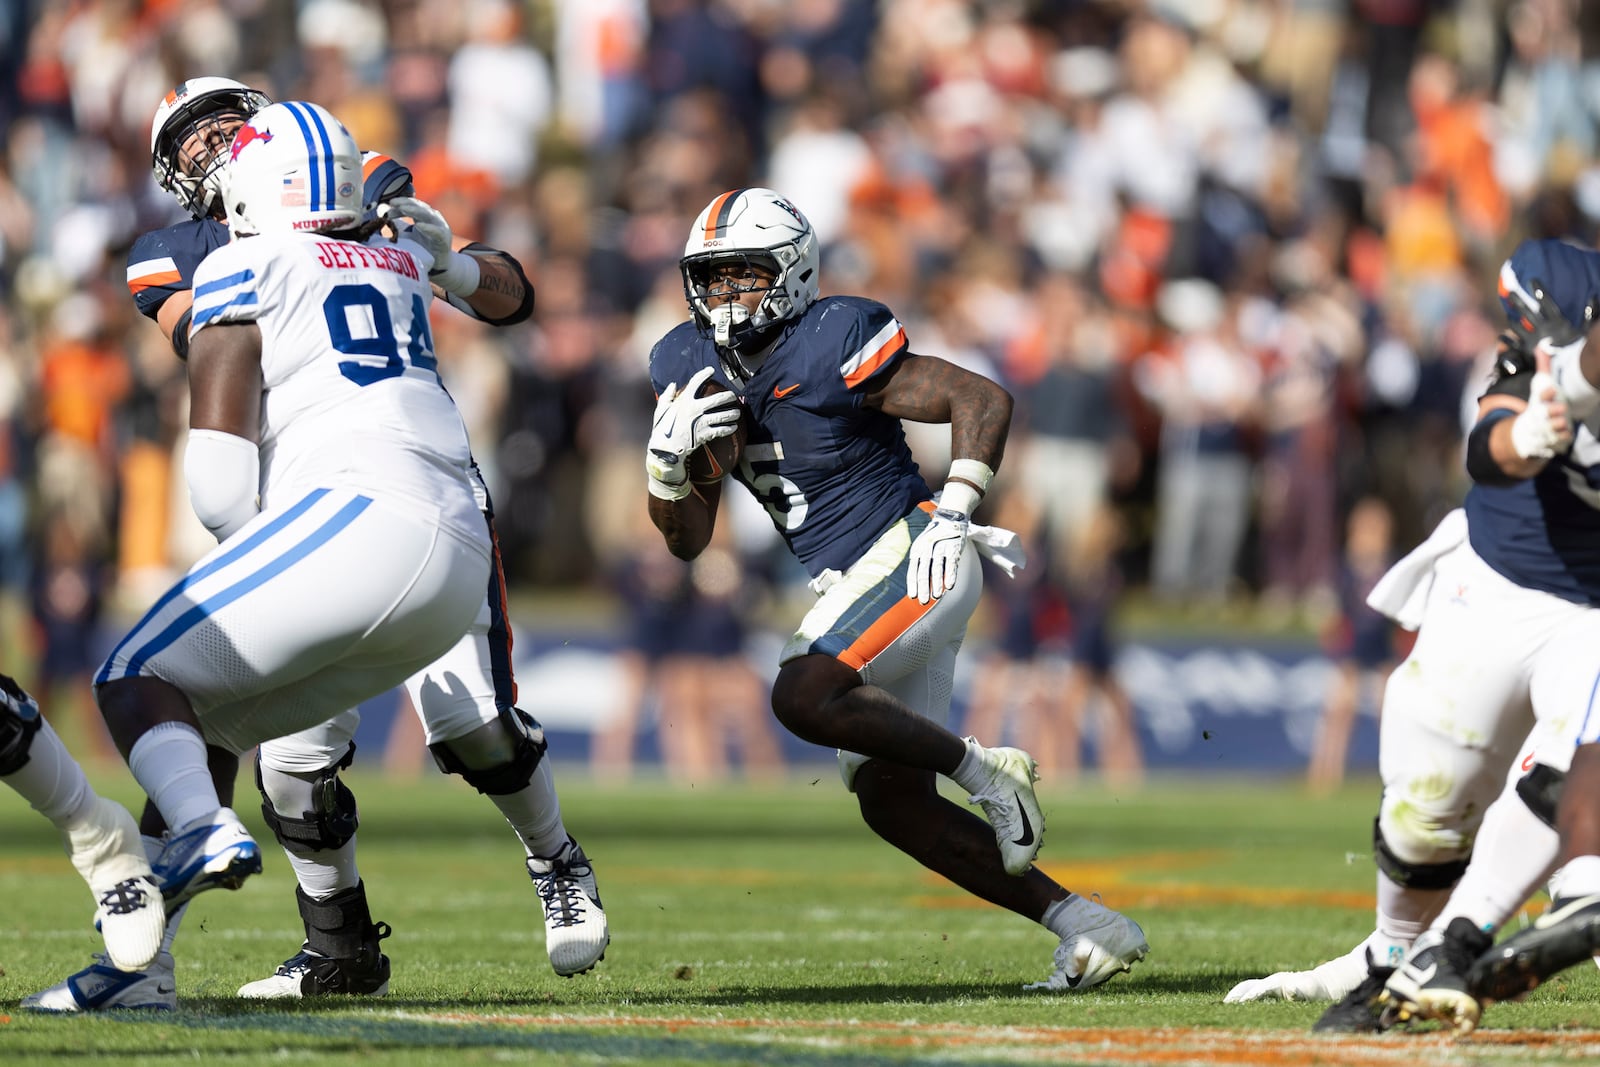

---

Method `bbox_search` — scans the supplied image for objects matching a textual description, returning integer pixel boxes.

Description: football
[687,378,747,486]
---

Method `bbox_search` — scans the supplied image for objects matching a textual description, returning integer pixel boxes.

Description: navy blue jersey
[126,152,414,321]
[1469,238,1600,604]
[649,296,933,577]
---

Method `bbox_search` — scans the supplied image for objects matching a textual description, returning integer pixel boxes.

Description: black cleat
[1312,953,1394,1033]
[1469,894,1600,1004]
[1380,917,1493,1033]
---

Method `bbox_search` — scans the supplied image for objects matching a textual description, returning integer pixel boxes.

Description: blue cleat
[22,951,177,1012]
[151,807,262,911]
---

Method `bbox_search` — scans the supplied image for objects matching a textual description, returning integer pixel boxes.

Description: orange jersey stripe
[128,269,183,294]
[362,153,392,180]
[703,190,737,240]
[842,327,907,389]
[837,591,939,672]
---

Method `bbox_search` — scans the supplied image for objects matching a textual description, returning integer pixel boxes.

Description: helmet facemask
[681,248,802,350]
[153,88,272,219]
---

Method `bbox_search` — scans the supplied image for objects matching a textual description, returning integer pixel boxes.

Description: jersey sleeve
[834,299,908,392]
[190,243,265,335]
[126,230,192,321]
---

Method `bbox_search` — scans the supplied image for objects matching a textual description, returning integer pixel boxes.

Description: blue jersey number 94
[323,283,437,386]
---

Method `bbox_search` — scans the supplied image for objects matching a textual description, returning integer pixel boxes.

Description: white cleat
[151,806,262,911]
[965,740,1044,875]
[528,838,609,977]
[63,795,165,972]
[1028,897,1149,991]
[21,951,177,1012]
[1224,942,1377,1004]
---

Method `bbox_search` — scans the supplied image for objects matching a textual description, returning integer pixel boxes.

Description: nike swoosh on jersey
[1012,792,1035,847]
[773,383,801,398]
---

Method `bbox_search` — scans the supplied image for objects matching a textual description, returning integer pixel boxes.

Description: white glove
[906,507,970,604]
[384,195,480,296]
[646,366,741,501]
[1509,370,1573,460]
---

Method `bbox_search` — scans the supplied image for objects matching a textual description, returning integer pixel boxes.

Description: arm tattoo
[865,355,1014,470]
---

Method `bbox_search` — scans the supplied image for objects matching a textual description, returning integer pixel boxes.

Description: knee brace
[1516,763,1567,830]
[1373,817,1470,890]
[256,743,360,852]
[0,695,41,775]
[429,706,547,796]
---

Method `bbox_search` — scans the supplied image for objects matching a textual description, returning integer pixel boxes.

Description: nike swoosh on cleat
[773,383,801,398]
[1012,792,1035,847]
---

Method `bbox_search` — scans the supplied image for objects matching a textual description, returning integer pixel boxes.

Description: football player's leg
[0,676,163,973]
[1470,745,1600,1004]
[240,714,392,999]
[1311,546,1551,1030]
[414,559,607,977]
[101,491,485,909]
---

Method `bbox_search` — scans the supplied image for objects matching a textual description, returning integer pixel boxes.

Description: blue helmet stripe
[283,101,335,210]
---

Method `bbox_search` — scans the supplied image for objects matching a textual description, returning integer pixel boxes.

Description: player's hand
[1510,345,1574,460]
[645,367,741,500]
[383,195,452,263]
[906,507,971,604]
[383,195,481,296]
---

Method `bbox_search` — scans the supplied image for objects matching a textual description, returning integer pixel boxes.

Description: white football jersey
[189,230,479,529]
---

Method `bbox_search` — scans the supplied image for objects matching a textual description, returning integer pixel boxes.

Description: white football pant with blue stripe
[96,486,489,756]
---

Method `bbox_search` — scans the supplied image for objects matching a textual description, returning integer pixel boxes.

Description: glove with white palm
[383,195,481,296]
[646,366,742,501]
[906,508,971,604]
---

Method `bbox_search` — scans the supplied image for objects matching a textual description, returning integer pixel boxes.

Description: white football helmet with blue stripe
[221,101,363,238]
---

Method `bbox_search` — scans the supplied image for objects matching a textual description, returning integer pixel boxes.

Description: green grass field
[5,767,1600,1065]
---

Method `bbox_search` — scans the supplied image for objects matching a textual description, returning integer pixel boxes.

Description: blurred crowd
[3,0,1600,773]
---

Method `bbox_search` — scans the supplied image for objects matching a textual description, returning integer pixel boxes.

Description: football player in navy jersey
[1230,239,1600,1032]
[644,188,1148,991]
[26,78,606,1013]
[1373,254,1600,1032]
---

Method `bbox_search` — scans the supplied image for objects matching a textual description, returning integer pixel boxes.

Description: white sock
[949,737,990,794]
[1552,855,1600,898]
[492,759,567,858]
[127,722,218,832]
[1434,793,1559,933]
[1371,870,1449,966]
[1041,894,1105,937]
[1,719,93,826]
[286,839,360,898]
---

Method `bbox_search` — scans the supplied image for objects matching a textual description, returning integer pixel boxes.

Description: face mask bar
[153,91,271,218]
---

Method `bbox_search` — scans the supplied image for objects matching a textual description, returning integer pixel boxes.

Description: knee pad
[256,743,360,852]
[0,692,41,775]
[1373,817,1470,890]
[1516,763,1567,830]
[429,706,547,796]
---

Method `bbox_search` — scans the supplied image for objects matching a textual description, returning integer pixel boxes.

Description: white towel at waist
[1365,507,1468,631]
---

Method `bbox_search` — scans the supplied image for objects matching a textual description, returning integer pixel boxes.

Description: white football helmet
[680,187,820,350]
[150,77,273,219]
[220,101,363,237]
